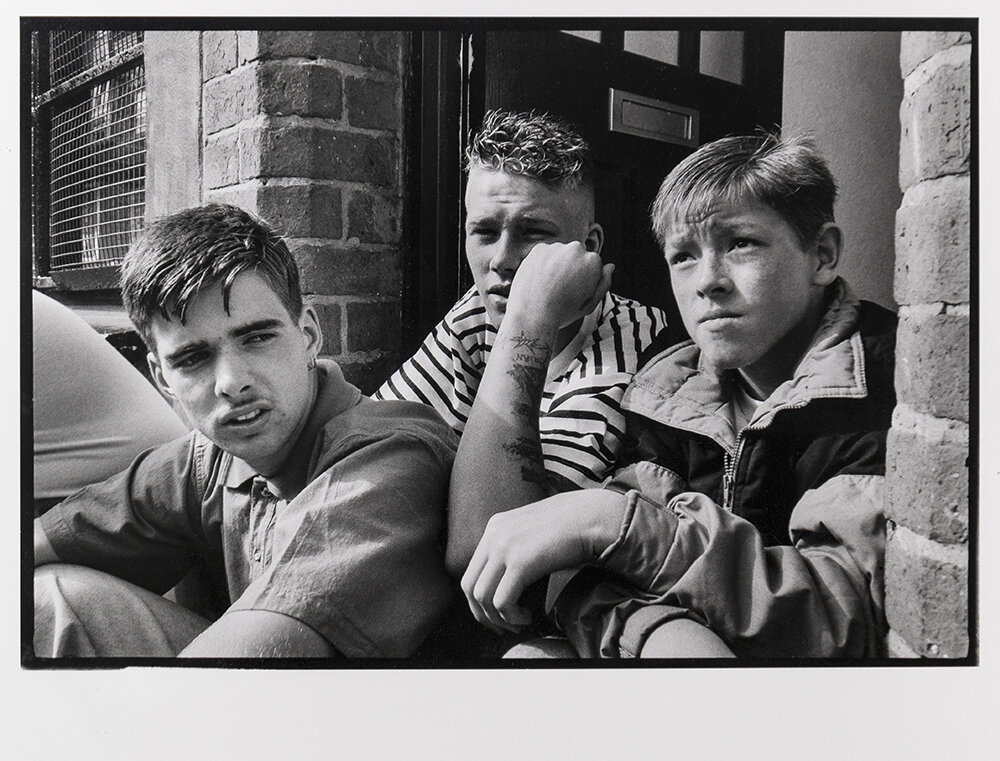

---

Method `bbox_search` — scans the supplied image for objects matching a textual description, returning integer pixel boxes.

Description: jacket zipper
[722,432,746,512]
[721,399,811,512]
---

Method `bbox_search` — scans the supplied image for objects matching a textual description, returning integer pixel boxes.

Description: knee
[33,564,208,658]
[35,563,121,611]
[639,617,736,658]
[34,563,123,658]
[503,636,578,659]
[35,563,88,611]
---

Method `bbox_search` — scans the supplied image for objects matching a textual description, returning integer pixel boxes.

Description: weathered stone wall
[885,31,972,658]
[200,30,409,392]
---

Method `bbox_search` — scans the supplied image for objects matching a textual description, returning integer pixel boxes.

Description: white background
[4,3,995,759]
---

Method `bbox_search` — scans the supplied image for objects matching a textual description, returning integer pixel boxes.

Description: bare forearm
[446,314,558,575]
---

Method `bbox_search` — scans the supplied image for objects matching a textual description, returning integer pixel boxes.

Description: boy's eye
[172,352,208,370]
[524,228,554,239]
[468,226,497,240]
[245,333,275,346]
[667,251,694,267]
[732,238,758,250]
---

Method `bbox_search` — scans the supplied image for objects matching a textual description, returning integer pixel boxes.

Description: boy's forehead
[660,198,776,237]
[466,165,592,211]
[149,272,294,345]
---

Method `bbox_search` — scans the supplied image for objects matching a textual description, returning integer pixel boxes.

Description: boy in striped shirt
[376,110,667,578]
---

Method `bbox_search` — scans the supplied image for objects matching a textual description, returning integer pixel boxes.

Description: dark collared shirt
[40,362,458,657]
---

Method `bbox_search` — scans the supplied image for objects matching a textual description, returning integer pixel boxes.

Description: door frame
[404,31,469,354]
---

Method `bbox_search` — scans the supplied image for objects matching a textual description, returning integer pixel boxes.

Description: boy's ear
[299,305,324,357]
[147,352,177,402]
[585,222,605,255]
[811,222,842,286]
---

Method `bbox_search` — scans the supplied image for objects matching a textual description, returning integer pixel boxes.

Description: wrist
[495,316,559,368]
[498,302,561,343]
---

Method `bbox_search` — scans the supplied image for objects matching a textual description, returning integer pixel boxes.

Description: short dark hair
[466,109,595,190]
[651,132,838,249]
[121,203,302,350]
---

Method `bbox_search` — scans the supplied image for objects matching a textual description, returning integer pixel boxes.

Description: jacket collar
[224,360,363,493]
[622,279,868,451]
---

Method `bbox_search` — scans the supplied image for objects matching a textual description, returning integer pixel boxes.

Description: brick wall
[884,32,972,658]
[200,30,409,393]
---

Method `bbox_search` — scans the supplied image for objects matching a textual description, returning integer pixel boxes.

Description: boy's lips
[699,310,742,325]
[220,404,269,428]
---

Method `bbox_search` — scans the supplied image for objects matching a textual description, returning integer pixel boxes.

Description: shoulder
[630,339,701,395]
[584,293,671,367]
[320,398,459,458]
[130,429,236,496]
[601,293,669,329]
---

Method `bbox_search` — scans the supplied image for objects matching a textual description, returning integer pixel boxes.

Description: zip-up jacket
[552,279,897,658]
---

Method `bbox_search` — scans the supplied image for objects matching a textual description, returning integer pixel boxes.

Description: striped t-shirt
[375,287,668,488]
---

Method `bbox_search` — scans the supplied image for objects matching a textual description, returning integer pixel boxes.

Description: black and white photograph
[8,4,988,759]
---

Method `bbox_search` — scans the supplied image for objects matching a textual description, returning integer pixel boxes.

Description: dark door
[467,28,784,334]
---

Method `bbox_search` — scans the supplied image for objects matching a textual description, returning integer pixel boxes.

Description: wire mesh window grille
[34,31,146,276]
[49,30,142,88]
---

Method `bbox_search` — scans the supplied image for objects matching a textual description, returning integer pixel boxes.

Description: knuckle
[472,576,493,604]
[494,589,515,611]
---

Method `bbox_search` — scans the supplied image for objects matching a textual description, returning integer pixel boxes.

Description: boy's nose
[695,253,733,297]
[489,234,526,275]
[214,354,253,399]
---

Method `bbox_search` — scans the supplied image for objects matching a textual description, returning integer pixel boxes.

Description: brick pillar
[201,30,408,393]
[884,32,972,658]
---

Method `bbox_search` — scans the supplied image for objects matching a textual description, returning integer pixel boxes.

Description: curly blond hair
[466,109,594,190]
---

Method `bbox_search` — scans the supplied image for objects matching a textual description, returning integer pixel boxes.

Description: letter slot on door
[608,88,699,147]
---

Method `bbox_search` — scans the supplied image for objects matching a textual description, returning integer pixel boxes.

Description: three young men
[461,132,896,658]
[33,204,457,658]
[33,123,894,661]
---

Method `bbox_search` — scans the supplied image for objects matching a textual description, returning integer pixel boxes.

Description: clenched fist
[505,242,614,332]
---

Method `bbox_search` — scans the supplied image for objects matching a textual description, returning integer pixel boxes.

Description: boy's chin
[700,347,755,374]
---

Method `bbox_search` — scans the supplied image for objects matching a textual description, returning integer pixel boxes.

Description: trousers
[33,564,212,658]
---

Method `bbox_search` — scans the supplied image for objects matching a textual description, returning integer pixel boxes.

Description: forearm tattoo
[505,330,551,420]
[510,333,550,353]
[502,436,549,486]
[502,330,553,485]
[507,361,547,416]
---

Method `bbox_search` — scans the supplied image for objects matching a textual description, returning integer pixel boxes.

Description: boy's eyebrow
[163,339,210,365]
[465,210,559,227]
[162,319,286,365]
[230,318,284,338]
[667,216,767,240]
[716,217,764,231]
[517,214,558,227]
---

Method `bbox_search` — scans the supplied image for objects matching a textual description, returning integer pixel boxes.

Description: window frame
[30,30,146,293]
